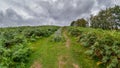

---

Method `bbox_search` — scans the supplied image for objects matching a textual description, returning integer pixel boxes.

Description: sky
[0,0,119,27]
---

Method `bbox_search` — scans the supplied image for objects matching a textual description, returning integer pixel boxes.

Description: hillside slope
[0,26,119,68]
[28,27,98,68]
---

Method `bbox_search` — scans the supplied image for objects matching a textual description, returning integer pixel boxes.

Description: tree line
[70,5,120,30]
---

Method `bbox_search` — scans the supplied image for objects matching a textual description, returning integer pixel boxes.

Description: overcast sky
[0,0,119,27]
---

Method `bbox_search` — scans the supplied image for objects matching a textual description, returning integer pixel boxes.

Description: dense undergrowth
[0,26,59,68]
[67,26,120,68]
[0,26,120,68]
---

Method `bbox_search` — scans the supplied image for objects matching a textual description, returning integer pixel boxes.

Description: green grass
[69,36,98,68]
[0,26,119,68]
[26,28,99,68]
[27,37,67,68]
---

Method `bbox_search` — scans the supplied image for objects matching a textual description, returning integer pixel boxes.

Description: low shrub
[68,27,120,68]
[51,28,65,42]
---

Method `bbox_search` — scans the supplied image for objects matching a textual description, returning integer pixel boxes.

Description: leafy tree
[70,21,76,26]
[70,18,88,27]
[90,5,120,30]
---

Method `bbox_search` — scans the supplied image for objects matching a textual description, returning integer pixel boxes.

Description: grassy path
[28,37,66,68]
[59,30,80,68]
[63,30,70,48]
[27,28,99,68]
[69,36,98,68]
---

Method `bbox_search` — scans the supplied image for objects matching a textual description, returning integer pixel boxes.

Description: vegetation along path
[27,27,98,68]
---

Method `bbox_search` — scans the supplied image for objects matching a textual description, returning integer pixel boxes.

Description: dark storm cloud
[0,0,119,27]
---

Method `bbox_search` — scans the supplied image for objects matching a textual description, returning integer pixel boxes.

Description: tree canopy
[70,18,87,27]
[90,5,120,30]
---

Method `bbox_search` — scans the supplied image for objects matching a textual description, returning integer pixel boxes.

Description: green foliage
[51,28,65,42]
[90,5,120,30]
[79,32,97,47]
[12,45,31,63]
[68,26,120,68]
[0,44,31,68]
[70,18,88,27]
[0,26,59,68]
[68,27,83,37]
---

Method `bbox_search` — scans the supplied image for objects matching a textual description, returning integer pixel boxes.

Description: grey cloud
[0,0,119,27]
[97,0,114,6]
[0,8,25,27]
[36,0,95,24]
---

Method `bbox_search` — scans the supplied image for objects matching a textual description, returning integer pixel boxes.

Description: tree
[70,18,88,27]
[70,21,76,26]
[90,5,120,30]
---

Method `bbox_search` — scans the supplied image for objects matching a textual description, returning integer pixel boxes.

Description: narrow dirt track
[31,61,42,68]
[60,30,80,68]
[72,63,80,68]
[63,31,71,48]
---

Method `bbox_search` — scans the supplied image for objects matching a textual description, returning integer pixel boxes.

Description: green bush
[79,32,97,47]
[68,27,83,36]
[68,27,120,68]
[0,26,59,68]
[0,44,32,68]
[51,28,65,42]
[85,34,120,68]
